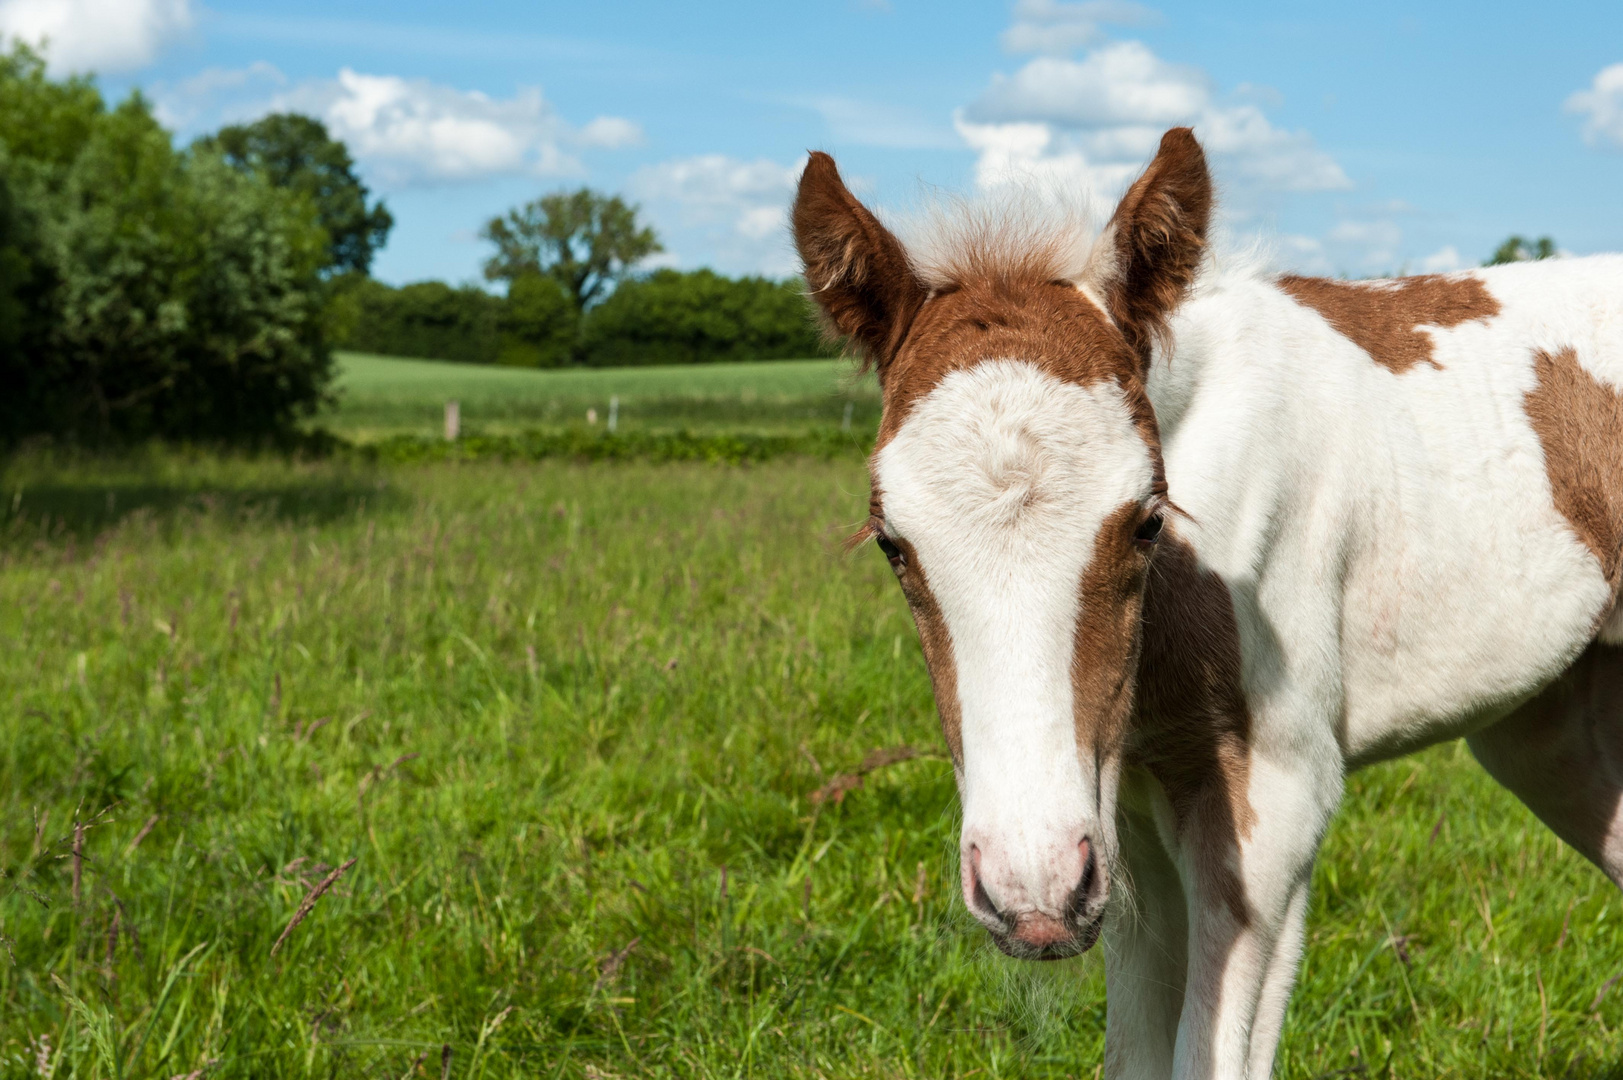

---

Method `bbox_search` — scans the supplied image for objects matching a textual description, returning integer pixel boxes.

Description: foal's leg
[1171,755,1342,1079]
[1468,643,1623,887]
[1243,880,1310,1080]
[1104,806,1187,1080]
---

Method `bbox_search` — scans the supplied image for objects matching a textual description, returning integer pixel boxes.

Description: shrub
[497,272,577,367]
[0,46,331,447]
[579,269,832,366]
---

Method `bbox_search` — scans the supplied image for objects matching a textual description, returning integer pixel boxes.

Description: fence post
[445,400,460,441]
[608,395,619,434]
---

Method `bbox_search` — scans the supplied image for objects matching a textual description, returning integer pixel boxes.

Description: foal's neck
[1140,273,1316,571]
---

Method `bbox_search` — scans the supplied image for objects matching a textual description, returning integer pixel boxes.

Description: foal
[793,127,1623,1079]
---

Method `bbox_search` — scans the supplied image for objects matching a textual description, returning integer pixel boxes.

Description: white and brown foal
[793,127,1623,1079]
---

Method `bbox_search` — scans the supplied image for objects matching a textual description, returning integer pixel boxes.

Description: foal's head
[794,128,1211,960]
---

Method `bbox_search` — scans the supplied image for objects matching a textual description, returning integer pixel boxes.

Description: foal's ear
[1086,127,1212,365]
[793,152,927,373]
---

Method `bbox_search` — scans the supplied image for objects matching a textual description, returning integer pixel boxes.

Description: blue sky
[5,0,1623,285]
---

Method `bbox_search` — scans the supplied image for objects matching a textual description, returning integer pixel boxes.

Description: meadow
[1,357,1621,1078]
[325,354,881,442]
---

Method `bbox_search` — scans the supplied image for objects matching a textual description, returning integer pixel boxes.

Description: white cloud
[1274,234,1332,275]
[631,154,804,275]
[972,44,1203,128]
[263,69,641,187]
[1001,0,1160,56]
[1324,218,1402,270]
[1567,63,1623,149]
[955,113,1139,196]
[152,62,287,132]
[578,116,643,149]
[157,65,641,186]
[960,39,1349,198]
[737,204,787,240]
[0,0,192,73]
[1417,245,1464,273]
[1272,215,1449,277]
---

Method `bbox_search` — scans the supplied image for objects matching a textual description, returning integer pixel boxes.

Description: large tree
[481,189,661,309]
[198,113,392,277]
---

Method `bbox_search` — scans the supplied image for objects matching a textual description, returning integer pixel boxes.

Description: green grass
[325,353,881,442]
[2,450,1622,1079]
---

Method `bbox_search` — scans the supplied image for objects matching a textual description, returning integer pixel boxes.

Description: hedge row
[331,268,837,368]
[358,427,870,465]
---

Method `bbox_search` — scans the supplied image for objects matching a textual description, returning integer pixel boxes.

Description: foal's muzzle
[964,838,1105,961]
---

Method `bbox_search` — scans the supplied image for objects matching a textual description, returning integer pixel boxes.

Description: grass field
[324,353,881,442]
[3,450,1623,1079]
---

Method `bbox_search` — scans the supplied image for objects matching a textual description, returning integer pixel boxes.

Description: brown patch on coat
[1098,126,1213,367]
[1277,273,1501,374]
[872,128,1212,460]
[1524,347,1623,591]
[1071,502,1152,765]
[889,533,964,767]
[874,275,1157,461]
[1130,531,1255,924]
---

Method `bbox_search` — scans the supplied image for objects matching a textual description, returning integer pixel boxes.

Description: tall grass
[1,452,1620,1078]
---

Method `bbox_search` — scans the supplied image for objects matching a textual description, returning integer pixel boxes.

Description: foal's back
[1165,255,1623,764]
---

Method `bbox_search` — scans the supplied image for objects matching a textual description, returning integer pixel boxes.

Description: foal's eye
[1134,513,1164,546]
[876,532,904,567]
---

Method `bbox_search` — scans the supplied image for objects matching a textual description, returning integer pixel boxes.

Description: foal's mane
[899,188,1107,293]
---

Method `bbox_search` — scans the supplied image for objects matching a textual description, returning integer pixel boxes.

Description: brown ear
[793,152,927,373]
[1090,127,1212,365]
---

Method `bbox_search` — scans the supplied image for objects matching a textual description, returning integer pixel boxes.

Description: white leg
[1104,806,1188,1080]
[1244,883,1309,1080]
[1170,757,1339,1079]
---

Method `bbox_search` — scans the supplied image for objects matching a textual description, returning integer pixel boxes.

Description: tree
[198,113,392,277]
[481,189,661,309]
[1485,235,1556,266]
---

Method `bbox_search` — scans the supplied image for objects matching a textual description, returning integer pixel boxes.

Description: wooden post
[444,400,460,441]
[608,395,619,434]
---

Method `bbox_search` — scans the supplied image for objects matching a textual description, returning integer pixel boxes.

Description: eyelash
[852,514,906,568]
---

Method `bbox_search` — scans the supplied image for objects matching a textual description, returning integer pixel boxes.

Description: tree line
[0,44,829,447]
[330,268,832,368]
[331,188,832,368]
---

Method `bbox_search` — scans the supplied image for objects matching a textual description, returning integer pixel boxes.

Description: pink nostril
[965,844,1004,924]
[1070,837,1101,920]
